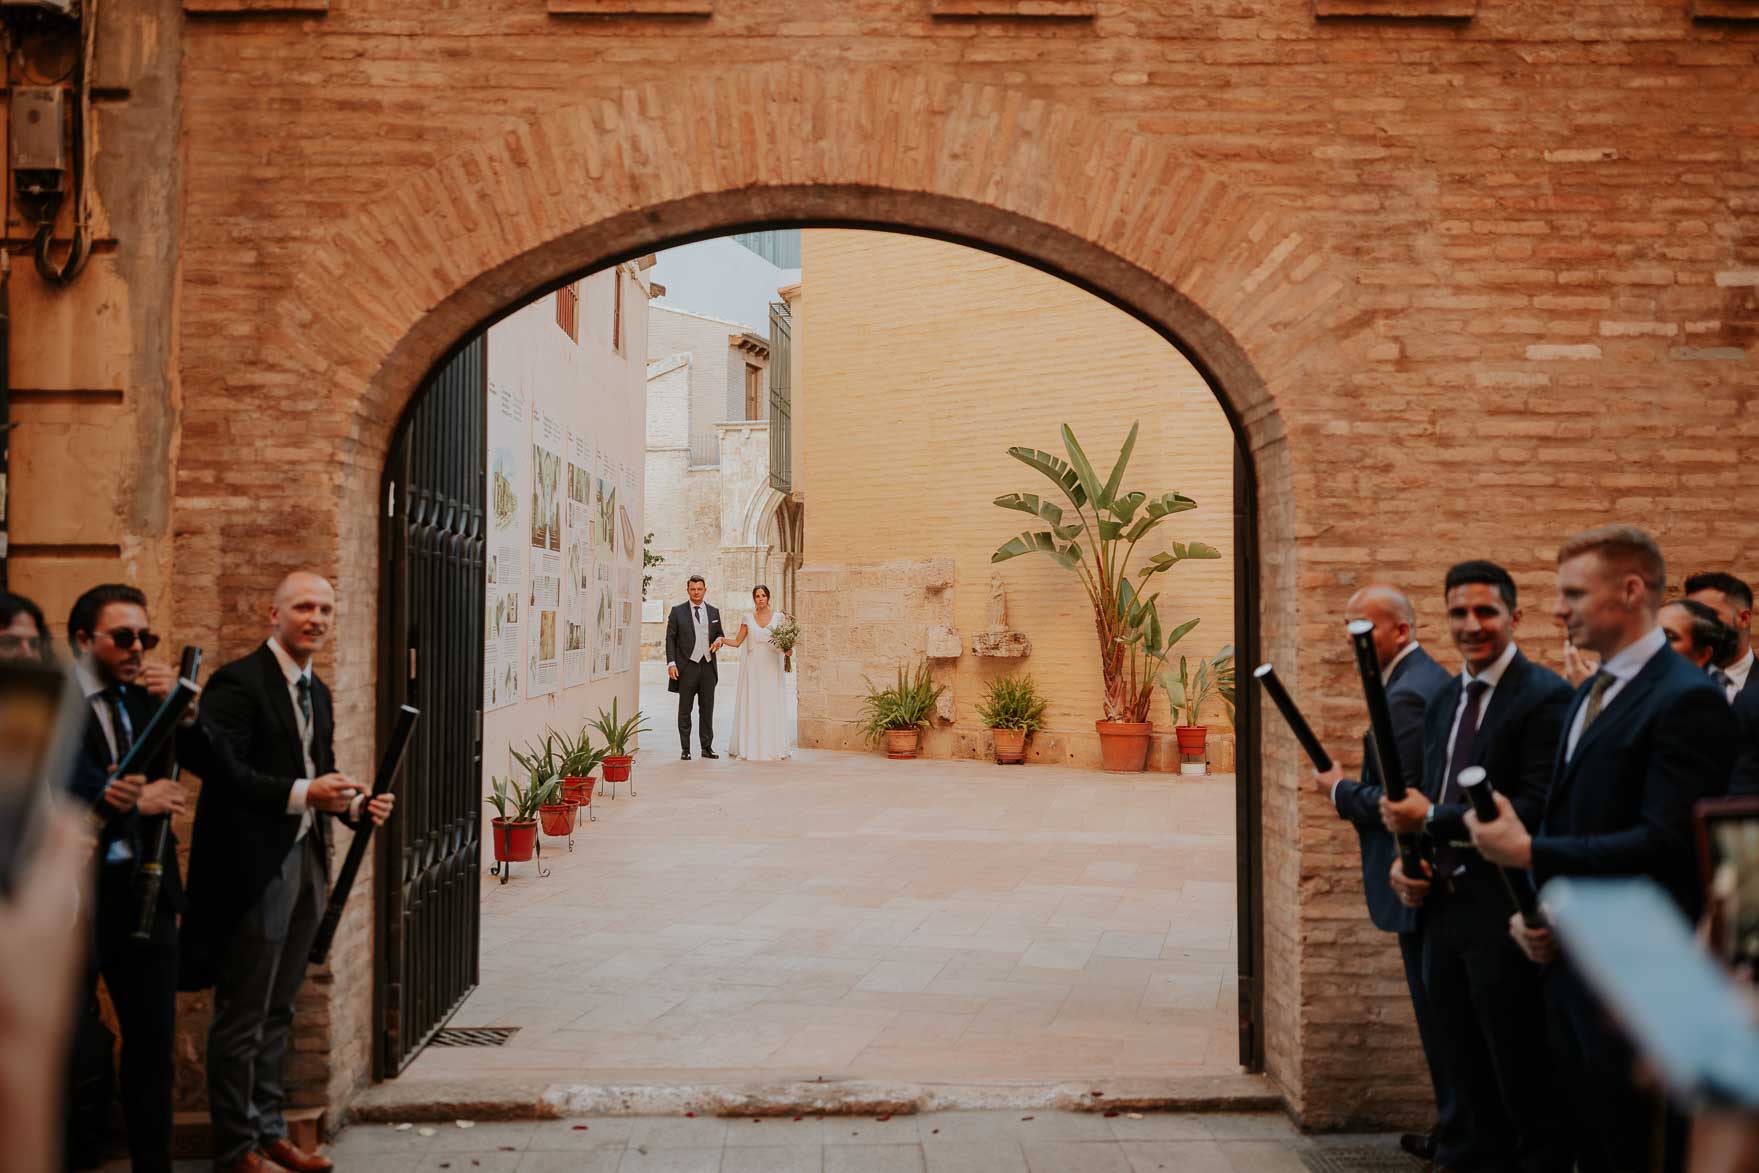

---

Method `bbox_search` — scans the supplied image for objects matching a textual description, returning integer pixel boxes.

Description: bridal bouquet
[769,616,802,672]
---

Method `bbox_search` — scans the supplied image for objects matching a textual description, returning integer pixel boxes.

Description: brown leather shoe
[216,1151,289,1173]
[262,1139,334,1173]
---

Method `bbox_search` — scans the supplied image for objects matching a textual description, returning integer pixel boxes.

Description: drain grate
[429,1027,519,1048]
[1300,1149,1426,1172]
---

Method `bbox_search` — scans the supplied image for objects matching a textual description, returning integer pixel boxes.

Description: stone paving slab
[400,703,1240,1099]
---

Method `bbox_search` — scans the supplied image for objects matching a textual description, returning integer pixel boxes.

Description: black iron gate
[375,336,487,1076]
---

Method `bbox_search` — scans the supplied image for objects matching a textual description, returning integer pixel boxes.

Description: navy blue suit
[1727,683,1759,796]
[1534,641,1736,1173]
[1330,643,1452,1134]
[1417,650,1571,1173]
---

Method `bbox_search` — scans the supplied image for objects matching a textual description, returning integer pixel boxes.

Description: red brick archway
[175,68,1376,1124]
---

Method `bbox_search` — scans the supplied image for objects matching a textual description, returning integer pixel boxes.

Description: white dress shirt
[1564,625,1667,760]
[1331,640,1422,810]
[1445,639,1519,769]
[1723,648,1754,702]
[667,602,713,668]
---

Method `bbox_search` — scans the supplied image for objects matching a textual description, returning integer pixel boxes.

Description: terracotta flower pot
[991,727,1027,764]
[490,817,538,862]
[1095,719,1153,773]
[883,728,921,760]
[562,776,594,806]
[602,756,633,783]
[1175,725,1208,756]
[538,802,575,837]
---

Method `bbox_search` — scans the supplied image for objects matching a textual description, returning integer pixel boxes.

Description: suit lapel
[1469,652,1528,761]
[257,644,304,773]
[1551,643,1669,805]
[1423,675,1463,800]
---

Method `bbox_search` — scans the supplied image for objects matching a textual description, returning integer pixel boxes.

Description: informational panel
[527,406,564,698]
[563,430,593,689]
[484,380,526,711]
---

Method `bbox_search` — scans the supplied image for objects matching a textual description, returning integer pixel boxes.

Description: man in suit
[1379,561,1572,1173]
[1685,571,1756,701]
[1310,584,1452,1163]
[63,583,195,1173]
[1470,526,1737,1173]
[184,571,393,1173]
[665,574,725,760]
[1658,597,1736,674]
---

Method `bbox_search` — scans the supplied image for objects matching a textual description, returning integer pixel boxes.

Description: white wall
[649,237,798,335]
[483,264,649,794]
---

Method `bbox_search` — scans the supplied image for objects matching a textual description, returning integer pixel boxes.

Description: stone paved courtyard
[311,1109,1410,1173]
[393,677,1242,1095]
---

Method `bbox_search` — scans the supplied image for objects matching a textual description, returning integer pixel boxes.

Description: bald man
[182,572,393,1173]
[1311,584,1453,1163]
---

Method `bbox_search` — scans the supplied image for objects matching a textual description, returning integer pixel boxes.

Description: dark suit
[1330,643,1452,1138]
[1417,649,1571,1173]
[1533,639,1736,1173]
[1729,684,1759,796]
[666,600,724,753]
[184,642,356,1165]
[67,680,189,1173]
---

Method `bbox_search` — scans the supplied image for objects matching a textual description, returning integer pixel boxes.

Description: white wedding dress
[727,610,798,762]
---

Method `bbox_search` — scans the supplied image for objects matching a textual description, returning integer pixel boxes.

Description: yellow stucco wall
[796,229,1237,756]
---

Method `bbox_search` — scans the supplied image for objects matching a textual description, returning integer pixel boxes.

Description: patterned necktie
[296,674,313,729]
[1579,670,1617,736]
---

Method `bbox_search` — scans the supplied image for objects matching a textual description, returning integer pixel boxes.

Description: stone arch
[176,64,1374,1119]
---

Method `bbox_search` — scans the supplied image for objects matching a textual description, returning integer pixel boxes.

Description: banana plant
[992,422,1220,724]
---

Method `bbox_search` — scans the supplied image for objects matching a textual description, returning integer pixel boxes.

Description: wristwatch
[1422,802,1437,829]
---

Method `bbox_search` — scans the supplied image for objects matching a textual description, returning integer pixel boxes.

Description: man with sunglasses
[64,583,192,1173]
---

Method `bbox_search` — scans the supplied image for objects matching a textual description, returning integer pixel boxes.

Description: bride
[723,584,798,762]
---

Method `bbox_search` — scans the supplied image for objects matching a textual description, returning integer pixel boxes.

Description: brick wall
[7,0,1749,1132]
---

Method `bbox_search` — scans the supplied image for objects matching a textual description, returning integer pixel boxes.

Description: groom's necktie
[693,605,707,662]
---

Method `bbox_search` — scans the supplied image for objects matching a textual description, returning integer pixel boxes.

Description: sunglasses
[100,627,161,652]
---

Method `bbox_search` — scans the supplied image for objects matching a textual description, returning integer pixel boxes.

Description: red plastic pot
[1175,725,1209,757]
[538,803,575,837]
[562,776,595,806]
[490,817,538,862]
[602,755,633,783]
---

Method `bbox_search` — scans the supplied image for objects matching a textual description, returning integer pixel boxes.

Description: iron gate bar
[375,334,487,1077]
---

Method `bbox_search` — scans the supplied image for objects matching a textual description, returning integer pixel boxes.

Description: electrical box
[10,88,67,174]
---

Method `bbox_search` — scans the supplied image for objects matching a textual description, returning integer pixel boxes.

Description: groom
[666,574,725,760]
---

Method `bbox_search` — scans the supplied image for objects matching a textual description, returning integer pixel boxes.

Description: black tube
[1346,619,1425,878]
[309,705,419,966]
[1251,664,1333,772]
[1456,766,1544,927]
[132,646,201,942]
[108,680,200,785]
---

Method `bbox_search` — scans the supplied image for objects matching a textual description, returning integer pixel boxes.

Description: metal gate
[375,335,487,1076]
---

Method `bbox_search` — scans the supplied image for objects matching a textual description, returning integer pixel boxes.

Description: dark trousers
[1397,928,1453,1140]
[81,862,179,1173]
[1544,962,1682,1173]
[208,832,325,1166]
[676,658,716,752]
[1423,874,1568,1173]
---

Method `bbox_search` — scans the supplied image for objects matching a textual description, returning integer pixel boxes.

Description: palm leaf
[1060,425,1106,514]
[1005,447,1087,509]
[993,493,1081,540]
[993,531,1082,569]
[1096,422,1139,510]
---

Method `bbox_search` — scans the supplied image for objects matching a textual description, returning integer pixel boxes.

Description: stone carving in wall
[972,570,1031,658]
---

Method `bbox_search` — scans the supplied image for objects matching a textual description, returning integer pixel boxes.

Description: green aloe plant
[485,773,558,822]
[509,732,561,785]
[590,697,651,758]
[1159,644,1237,730]
[552,726,606,778]
[976,674,1049,734]
[991,422,1220,724]
[856,662,945,744]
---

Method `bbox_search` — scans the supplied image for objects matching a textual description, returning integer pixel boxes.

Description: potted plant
[857,661,945,760]
[590,697,650,794]
[991,422,1220,772]
[485,772,556,863]
[1159,645,1236,774]
[552,726,606,812]
[976,673,1048,765]
[511,734,575,835]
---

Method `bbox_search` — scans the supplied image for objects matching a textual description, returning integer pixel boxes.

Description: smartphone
[1696,797,1759,968]
[0,661,85,900]
[1542,876,1759,1111]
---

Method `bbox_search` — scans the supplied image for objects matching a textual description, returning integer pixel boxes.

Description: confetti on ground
[394,1123,412,1131]
[877,1115,891,1122]
[685,1113,695,1118]
[417,1128,437,1137]
[1127,1113,1144,1120]
[456,1120,475,1129]
[572,1125,589,1132]
[1021,1116,1034,1122]
[1104,1111,1119,1118]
